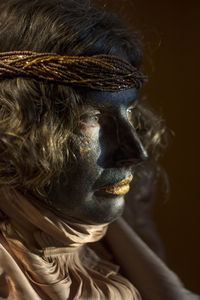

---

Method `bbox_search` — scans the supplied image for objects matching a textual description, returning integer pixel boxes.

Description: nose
[112,119,148,167]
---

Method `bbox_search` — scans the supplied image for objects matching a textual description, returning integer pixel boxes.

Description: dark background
[96,0,200,294]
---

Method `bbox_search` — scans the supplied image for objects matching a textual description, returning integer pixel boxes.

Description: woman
[0,0,198,299]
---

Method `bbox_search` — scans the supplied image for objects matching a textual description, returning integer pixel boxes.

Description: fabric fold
[0,187,141,300]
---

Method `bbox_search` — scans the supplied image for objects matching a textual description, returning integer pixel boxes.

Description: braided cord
[0,51,147,91]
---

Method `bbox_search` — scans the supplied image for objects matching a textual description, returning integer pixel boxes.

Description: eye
[127,106,135,123]
[79,111,101,128]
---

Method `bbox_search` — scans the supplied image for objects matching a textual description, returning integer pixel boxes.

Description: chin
[85,195,125,224]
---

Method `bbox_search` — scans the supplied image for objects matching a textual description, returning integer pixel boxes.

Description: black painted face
[48,88,148,224]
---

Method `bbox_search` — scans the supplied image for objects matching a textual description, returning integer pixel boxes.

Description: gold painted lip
[99,175,133,195]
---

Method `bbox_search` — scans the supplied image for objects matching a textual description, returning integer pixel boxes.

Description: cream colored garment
[0,188,141,300]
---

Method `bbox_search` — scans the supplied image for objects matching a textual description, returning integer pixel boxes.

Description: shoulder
[181,288,200,300]
[0,237,18,274]
[0,242,10,299]
[0,242,7,269]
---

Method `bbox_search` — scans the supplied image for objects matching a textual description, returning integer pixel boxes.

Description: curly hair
[0,0,167,198]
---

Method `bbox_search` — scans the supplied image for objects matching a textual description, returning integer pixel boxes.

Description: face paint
[48,88,148,224]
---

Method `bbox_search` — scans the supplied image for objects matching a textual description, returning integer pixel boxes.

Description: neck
[0,187,108,255]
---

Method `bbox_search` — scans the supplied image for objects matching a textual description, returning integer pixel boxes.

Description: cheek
[76,117,105,162]
[71,139,102,194]
[76,125,101,161]
[79,141,91,162]
[75,138,100,173]
[71,126,104,178]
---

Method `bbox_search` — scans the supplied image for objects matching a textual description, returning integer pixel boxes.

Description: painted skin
[48,88,148,224]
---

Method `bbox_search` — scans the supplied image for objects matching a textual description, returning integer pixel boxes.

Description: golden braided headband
[0,51,147,92]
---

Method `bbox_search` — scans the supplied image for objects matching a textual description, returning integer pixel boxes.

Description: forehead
[84,88,139,108]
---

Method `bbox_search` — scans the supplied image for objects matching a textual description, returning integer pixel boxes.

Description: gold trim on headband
[0,51,147,91]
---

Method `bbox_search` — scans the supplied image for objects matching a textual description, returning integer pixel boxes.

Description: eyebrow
[81,97,139,111]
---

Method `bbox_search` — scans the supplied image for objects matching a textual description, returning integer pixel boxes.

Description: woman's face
[48,88,148,224]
